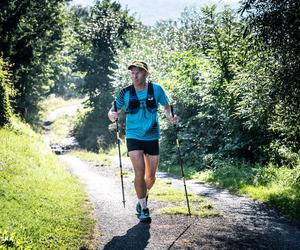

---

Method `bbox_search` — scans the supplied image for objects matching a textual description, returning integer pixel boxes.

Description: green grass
[150,180,220,217]
[159,205,220,217]
[0,120,95,249]
[194,160,300,221]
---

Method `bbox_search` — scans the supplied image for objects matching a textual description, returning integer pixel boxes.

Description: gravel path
[60,155,300,250]
[46,105,300,249]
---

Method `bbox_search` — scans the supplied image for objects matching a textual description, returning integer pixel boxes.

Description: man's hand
[108,109,119,122]
[164,105,177,125]
[168,114,177,125]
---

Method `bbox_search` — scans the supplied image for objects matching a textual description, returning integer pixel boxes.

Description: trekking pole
[170,105,191,216]
[114,101,126,208]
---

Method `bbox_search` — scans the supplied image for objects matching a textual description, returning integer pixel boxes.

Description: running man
[108,60,176,223]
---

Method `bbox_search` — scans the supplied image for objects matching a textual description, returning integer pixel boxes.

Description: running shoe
[136,202,142,216]
[140,208,151,223]
[135,195,149,216]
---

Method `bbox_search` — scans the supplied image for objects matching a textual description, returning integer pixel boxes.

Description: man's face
[130,67,148,85]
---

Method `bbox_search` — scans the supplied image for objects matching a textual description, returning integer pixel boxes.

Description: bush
[0,57,13,126]
[74,107,115,151]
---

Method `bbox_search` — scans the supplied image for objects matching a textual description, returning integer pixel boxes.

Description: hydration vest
[124,82,158,114]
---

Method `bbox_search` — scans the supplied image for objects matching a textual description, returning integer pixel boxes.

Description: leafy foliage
[113,4,299,169]
[0,57,13,126]
[159,6,264,166]
[241,0,300,163]
[0,0,70,123]
[74,0,134,150]
[47,6,89,99]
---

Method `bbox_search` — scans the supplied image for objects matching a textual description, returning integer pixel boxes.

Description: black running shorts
[126,139,159,155]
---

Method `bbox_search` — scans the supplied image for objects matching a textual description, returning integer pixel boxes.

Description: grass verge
[0,119,95,249]
[150,179,220,217]
[193,159,300,221]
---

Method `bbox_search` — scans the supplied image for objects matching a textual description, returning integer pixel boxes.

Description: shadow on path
[167,222,193,250]
[103,223,150,250]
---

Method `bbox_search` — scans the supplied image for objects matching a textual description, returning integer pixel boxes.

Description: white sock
[139,197,147,210]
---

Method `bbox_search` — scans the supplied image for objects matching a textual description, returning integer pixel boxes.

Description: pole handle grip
[170,105,176,128]
[114,100,117,112]
[113,100,119,122]
[170,105,174,117]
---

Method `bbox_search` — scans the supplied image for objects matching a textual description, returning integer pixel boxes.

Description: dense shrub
[0,57,13,126]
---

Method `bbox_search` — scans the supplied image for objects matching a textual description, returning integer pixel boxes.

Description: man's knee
[145,175,156,183]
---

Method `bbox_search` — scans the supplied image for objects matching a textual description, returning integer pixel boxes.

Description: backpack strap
[146,82,158,113]
[119,85,132,99]
[148,82,154,96]
[122,84,140,114]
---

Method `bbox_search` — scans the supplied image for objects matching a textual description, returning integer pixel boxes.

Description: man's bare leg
[128,150,147,199]
[144,154,160,191]
[128,151,154,223]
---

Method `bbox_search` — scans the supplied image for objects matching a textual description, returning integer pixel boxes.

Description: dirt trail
[46,105,300,250]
